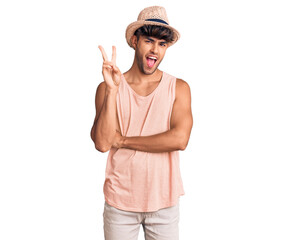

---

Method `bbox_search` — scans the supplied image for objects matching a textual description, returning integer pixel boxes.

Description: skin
[90,34,193,153]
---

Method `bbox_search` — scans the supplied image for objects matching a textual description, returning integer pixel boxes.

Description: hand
[98,45,122,90]
[112,130,124,149]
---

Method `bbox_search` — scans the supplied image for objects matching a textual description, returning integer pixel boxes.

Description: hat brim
[125,20,180,49]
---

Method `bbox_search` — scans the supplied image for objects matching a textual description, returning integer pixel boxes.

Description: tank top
[103,71,185,212]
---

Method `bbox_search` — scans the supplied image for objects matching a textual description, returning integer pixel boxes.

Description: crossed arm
[91,79,193,153]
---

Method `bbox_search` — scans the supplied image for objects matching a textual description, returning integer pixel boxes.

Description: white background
[0,0,293,239]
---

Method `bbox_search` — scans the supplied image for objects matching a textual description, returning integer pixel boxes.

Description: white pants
[103,201,180,240]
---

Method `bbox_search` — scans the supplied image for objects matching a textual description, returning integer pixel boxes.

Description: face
[132,35,169,75]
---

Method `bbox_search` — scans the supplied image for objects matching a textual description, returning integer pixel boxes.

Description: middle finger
[111,46,116,64]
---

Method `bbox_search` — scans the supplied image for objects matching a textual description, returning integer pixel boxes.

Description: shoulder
[95,82,107,104]
[97,81,106,92]
[95,81,107,96]
[175,78,191,98]
[176,78,190,88]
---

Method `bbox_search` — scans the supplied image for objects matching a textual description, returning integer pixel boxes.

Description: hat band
[145,18,169,25]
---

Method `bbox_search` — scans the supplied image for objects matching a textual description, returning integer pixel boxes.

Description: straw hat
[125,6,180,49]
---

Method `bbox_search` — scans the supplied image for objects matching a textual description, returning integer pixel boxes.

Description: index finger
[98,45,108,61]
[111,46,116,64]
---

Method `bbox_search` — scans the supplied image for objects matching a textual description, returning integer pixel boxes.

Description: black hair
[134,25,174,43]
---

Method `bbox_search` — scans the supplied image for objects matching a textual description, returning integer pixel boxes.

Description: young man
[91,6,193,240]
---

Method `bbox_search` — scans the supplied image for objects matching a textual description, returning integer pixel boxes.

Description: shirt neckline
[122,72,165,99]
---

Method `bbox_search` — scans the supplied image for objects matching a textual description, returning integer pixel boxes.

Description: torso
[104,71,185,212]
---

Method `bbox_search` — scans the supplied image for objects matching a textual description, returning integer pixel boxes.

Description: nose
[151,42,159,54]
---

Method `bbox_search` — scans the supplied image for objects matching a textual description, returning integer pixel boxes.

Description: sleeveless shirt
[103,71,185,212]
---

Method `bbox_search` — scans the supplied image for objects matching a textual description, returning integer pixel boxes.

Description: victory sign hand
[98,45,121,90]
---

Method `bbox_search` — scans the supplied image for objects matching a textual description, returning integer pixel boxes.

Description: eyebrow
[146,37,167,44]
[146,37,155,42]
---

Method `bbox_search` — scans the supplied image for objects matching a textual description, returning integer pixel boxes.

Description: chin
[142,68,157,75]
[138,63,158,75]
[143,62,161,75]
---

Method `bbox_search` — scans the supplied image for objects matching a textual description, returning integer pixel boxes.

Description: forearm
[120,128,187,153]
[94,88,118,152]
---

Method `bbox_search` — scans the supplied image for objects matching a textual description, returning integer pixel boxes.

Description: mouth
[146,55,158,68]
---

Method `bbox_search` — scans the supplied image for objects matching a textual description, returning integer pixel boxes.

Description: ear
[131,35,138,49]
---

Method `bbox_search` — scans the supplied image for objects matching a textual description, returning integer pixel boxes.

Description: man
[90,6,193,240]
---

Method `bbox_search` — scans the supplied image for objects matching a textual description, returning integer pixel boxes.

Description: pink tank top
[103,71,185,212]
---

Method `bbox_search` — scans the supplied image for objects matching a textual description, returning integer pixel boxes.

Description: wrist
[120,136,127,148]
[105,86,118,95]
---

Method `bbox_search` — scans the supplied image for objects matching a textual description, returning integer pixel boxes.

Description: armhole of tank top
[172,76,177,103]
[115,85,124,135]
[168,76,177,130]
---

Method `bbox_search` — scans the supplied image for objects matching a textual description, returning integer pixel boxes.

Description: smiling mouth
[146,56,157,68]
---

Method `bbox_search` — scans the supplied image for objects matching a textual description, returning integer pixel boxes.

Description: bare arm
[90,83,120,152]
[90,46,121,153]
[113,79,193,153]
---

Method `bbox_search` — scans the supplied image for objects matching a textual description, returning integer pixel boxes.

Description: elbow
[91,129,112,153]
[95,143,111,153]
[176,125,193,151]
[94,138,111,153]
[177,136,189,151]
[178,141,188,151]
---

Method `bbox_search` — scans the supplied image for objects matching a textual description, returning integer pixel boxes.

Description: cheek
[158,49,167,60]
[161,47,168,54]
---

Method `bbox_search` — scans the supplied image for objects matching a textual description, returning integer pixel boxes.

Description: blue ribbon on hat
[145,18,168,25]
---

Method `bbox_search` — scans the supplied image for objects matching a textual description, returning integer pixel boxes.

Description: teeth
[148,56,157,60]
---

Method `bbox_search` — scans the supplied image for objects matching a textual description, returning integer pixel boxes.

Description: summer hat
[125,6,180,49]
